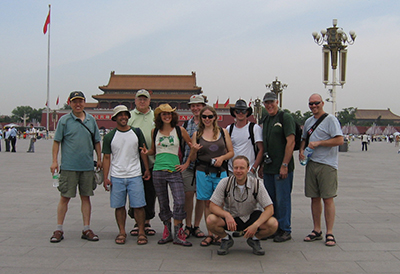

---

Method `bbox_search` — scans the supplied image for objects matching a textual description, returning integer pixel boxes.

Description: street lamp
[265,77,287,108]
[312,19,356,115]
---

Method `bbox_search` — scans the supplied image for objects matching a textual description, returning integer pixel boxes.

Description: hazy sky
[1,0,399,116]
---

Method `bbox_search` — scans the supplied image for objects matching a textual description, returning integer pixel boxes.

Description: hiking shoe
[173,224,192,247]
[81,229,99,241]
[274,231,292,242]
[158,221,173,244]
[247,238,265,255]
[217,235,234,255]
[232,230,244,237]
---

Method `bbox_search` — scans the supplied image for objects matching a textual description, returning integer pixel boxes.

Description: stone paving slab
[0,138,400,273]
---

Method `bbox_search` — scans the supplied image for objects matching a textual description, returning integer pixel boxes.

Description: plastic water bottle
[52,173,59,187]
[300,147,314,166]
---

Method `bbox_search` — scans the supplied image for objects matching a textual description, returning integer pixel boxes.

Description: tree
[61,103,71,110]
[11,106,44,123]
[336,107,356,125]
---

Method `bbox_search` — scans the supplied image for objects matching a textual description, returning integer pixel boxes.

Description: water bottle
[52,173,59,187]
[300,147,314,166]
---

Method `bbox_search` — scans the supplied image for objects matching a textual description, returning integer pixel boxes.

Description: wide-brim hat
[154,104,176,119]
[230,99,253,118]
[111,105,131,121]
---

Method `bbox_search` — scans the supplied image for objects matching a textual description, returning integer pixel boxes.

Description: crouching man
[206,156,278,255]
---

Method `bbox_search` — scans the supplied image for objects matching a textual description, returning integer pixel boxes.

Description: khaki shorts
[182,168,196,192]
[305,161,337,199]
[58,170,96,198]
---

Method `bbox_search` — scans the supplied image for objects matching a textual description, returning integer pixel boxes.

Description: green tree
[11,106,44,123]
[336,107,356,125]
[61,103,71,110]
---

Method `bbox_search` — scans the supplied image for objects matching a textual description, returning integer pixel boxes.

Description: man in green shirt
[260,92,295,242]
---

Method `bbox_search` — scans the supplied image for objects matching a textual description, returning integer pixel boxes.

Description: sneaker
[217,235,234,255]
[247,238,265,255]
[274,231,292,242]
[173,225,192,247]
[261,229,280,240]
[81,229,99,241]
[158,222,173,244]
[232,230,244,237]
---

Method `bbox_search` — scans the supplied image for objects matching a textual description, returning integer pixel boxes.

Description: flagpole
[46,4,51,132]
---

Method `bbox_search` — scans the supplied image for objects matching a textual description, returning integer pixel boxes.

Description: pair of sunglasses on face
[201,115,214,119]
[234,109,247,114]
[309,101,321,106]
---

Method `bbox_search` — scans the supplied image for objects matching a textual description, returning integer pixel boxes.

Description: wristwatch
[250,166,256,172]
[281,163,288,168]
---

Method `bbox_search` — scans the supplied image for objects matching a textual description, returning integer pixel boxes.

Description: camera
[263,152,272,165]
[210,158,217,166]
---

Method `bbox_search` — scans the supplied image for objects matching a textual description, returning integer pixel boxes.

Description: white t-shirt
[103,128,142,178]
[226,122,263,172]
[361,134,368,142]
[28,128,37,139]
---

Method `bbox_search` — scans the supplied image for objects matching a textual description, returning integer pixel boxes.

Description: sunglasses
[309,101,321,106]
[235,109,247,114]
[201,114,214,119]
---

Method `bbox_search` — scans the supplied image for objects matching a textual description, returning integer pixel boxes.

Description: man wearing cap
[178,94,206,239]
[102,105,151,245]
[50,91,102,243]
[300,93,343,247]
[127,89,157,237]
[260,92,295,242]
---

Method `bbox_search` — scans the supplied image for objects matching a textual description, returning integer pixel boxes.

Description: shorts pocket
[92,176,97,191]
[57,176,68,193]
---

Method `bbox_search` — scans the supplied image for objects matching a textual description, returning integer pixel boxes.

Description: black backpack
[278,111,302,151]
[228,122,258,156]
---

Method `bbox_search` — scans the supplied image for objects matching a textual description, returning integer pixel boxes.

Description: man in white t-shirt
[227,99,264,175]
[102,105,151,245]
[361,133,369,151]
[27,124,38,153]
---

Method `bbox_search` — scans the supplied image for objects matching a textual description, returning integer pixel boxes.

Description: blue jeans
[263,172,293,232]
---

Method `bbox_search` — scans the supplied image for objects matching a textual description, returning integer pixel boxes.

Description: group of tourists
[49,89,343,255]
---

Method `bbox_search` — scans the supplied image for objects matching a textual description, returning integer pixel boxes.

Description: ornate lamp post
[312,19,356,115]
[265,77,287,108]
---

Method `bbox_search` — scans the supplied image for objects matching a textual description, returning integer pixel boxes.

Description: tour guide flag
[43,8,50,34]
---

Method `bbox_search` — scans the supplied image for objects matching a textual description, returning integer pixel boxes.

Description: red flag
[224,98,230,108]
[56,96,59,106]
[43,8,50,34]
[215,98,219,109]
[45,100,48,107]
[249,98,252,107]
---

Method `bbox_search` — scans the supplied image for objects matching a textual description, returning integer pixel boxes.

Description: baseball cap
[136,89,150,98]
[263,92,277,102]
[69,91,85,101]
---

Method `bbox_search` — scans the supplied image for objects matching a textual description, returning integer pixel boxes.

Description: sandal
[81,229,99,241]
[115,233,127,245]
[304,230,323,242]
[184,226,192,239]
[144,223,156,236]
[130,224,139,237]
[325,234,336,247]
[137,234,148,245]
[212,235,222,246]
[192,226,205,238]
[200,235,214,247]
[50,230,64,243]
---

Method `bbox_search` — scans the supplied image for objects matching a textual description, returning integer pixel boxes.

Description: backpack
[153,126,185,163]
[228,122,258,156]
[278,111,302,151]
[224,175,259,199]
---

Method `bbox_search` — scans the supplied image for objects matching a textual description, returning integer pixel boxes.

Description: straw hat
[154,104,176,119]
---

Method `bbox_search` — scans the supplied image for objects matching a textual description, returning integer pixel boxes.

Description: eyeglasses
[201,115,214,119]
[235,109,247,114]
[309,101,321,106]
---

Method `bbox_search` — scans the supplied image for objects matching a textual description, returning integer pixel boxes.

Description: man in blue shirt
[9,126,18,152]
[49,91,102,243]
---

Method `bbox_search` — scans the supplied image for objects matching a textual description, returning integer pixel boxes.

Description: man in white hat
[102,105,151,245]
[127,89,157,236]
